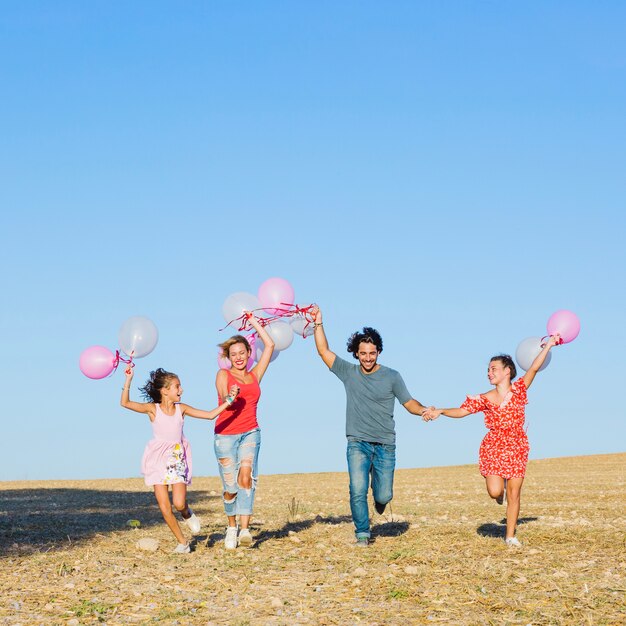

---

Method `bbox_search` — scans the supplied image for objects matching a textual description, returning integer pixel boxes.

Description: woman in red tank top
[214,312,275,549]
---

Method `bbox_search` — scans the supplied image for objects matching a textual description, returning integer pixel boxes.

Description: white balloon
[265,321,294,351]
[222,292,261,324]
[290,315,314,337]
[255,339,279,363]
[118,316,159,358]
[515,336,552,372]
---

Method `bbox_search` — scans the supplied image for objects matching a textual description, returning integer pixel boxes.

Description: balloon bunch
[515,310,580,371]
[79,316,159,379]
[219,277,315,369]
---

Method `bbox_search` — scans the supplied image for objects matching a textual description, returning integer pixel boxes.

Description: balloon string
[112,350,135,375]
[219,303,317,337]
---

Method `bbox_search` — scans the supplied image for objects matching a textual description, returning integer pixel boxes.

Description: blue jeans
[346,438,396,538]
[214,428,261,517]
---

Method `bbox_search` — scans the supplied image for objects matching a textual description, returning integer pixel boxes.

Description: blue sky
[1,2,624,481]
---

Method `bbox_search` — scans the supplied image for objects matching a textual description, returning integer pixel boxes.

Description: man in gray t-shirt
[311,306,428,547]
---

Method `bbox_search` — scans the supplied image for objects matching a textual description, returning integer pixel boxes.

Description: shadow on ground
[0,488,217,556]
[476,516,539,539]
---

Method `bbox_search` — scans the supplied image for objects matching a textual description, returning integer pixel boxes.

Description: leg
[484,475,506,501]
[171,483,190,518]
[234,429,261,532]
[505,477,524,540]
[153,485,186,545]
[371,443,396,513]
[346,440,373,539]
[214,434,239,526]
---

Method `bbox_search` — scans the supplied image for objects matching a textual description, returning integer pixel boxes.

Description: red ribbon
[219,303,317,338]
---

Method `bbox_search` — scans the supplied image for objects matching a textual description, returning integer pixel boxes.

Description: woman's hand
[228,384,240,400]
[422,407,442,422]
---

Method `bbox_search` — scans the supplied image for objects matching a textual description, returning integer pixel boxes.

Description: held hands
[422,407,442,422]
[225,384,240,405]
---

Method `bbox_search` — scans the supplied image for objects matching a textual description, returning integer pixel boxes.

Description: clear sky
[1,2,625,481]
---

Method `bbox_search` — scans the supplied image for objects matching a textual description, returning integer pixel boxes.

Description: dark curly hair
[139,368,179,403]
[347,327,383,359]
[489,354,517,381]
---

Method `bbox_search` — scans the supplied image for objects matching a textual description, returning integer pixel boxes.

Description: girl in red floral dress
[423,335,560,546]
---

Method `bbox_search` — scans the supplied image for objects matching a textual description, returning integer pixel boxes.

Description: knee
[172,497,187,512]
[486,485,502,499]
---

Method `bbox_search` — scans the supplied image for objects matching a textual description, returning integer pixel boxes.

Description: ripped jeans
[213,428,261,517]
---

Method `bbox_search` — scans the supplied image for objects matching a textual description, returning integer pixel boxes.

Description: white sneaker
[224,526,238,550]
[505,537,522,547]
[238,528,253,547]
[185,510,201,535]
[173,543,191,554]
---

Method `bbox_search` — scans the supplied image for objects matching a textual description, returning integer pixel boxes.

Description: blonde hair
[219,335,251,360]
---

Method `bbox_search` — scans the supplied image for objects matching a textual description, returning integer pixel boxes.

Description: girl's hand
[124,365,134,381]
[422,407,442,422]
[228,385,240,399]
[546,333,561,348]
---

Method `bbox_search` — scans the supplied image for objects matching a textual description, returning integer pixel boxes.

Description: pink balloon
[548,309,580,343]
[79,345,117,379]
[258,277,295,315]
[546,310,580,344]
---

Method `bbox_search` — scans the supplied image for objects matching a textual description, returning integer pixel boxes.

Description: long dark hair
[347,327,383,359]
[139,368,179,402]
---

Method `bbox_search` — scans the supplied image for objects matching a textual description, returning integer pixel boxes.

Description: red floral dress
[460,378,529,479]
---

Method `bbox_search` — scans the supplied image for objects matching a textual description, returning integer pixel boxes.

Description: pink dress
[141,404,192,486]
[460,378,529,479]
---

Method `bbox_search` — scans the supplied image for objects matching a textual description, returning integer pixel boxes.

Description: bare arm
[248,313,275,382]
[523,334,559,390]
[181,385,239,421]
[310,305,336,369]
[120,367,154,416]
[403,398,428,416]
[216,369,231,404]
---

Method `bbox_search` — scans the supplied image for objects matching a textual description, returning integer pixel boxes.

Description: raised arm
[120,367,154,415]
[182,385,240,421]
[248,312,275,382]
[522,333,560,389]
[310,305,336,369]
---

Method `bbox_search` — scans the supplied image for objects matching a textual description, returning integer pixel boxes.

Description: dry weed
[1,453,624,625]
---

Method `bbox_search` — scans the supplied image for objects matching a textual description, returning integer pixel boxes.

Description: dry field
[1,453,624,625]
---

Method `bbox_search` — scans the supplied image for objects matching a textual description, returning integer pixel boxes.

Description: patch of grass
[71,599,114,618]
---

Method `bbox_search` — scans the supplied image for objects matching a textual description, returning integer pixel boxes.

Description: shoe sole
[238,535,253,547]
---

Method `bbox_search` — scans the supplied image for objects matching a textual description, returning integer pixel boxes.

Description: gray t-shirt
[330,356,412,445]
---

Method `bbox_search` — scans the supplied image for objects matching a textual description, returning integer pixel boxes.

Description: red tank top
[214,370,261,435]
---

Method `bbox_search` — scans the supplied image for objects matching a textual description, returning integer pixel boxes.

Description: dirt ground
[1,453,624,625]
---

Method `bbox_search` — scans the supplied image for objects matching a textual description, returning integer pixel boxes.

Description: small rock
[126,519,141,528]
[515,576,528,583]
[136,537,160,551]
[353,567,367,576]
[270,597,283,608]
[404,566,419,575]
[64,583,75,589]
[289,534,301,543]
[68,620,80,626]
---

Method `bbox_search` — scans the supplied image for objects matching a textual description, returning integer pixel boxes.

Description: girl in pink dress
[423,335,560,546]
[121,367,239,553]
